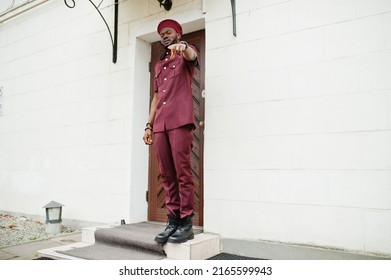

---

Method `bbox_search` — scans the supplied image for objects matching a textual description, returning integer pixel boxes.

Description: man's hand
[168,42,196,61]
[168,43,186,59]
[143,129,153,145]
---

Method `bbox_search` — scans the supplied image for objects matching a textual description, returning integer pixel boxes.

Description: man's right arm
[143,92,159,145]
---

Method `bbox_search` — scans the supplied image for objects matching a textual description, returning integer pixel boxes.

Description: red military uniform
[153,48,198,218]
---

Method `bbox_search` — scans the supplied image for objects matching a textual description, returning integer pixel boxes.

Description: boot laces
[165,215,179,230]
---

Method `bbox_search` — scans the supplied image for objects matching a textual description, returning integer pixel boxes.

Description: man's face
[160,27,180,47]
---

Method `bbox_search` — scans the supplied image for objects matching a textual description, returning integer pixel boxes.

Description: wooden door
[148,30,205,226]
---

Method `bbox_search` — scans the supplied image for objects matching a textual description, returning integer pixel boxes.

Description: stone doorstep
[38,224,220,260]
[163,233,220,260]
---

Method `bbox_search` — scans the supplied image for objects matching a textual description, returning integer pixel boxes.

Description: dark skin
[143,27,197,145]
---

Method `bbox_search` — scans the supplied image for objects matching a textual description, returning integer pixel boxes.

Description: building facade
[1,0,391,258]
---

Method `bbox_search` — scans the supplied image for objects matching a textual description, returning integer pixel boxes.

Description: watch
[180,41,189,50]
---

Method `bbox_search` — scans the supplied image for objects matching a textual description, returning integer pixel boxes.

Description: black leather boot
[155,214,180,244]
[167,214,194,243]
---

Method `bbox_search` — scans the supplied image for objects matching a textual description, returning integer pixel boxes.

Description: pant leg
[154,131,180,216]
[167,125,194,218]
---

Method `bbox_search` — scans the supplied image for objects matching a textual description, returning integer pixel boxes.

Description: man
[143,19,198,244]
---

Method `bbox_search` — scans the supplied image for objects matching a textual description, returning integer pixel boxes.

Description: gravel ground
[0,213,74,248]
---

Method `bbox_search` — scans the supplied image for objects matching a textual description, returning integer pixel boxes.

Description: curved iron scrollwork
[230,0,236,36]
[64,0,118,63]
[64,0,75,8]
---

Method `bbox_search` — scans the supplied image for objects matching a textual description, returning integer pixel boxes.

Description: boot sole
[154,237,168,244]
[167,233,194,244]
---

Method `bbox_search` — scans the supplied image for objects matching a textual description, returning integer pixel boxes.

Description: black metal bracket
[230,0,237,37]
[64,0,119,63]
[157,0,172,11]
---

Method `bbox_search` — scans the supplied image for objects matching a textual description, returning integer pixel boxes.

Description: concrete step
[164,232,220,260]
[39,223,220,260]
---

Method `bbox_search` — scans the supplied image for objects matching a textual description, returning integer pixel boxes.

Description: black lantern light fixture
[157,0,172,11]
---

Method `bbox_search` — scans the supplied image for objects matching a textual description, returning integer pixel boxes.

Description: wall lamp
[43,200,64,235]
[157,0,172,11]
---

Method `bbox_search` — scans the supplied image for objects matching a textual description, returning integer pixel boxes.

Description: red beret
[157,19,182,35]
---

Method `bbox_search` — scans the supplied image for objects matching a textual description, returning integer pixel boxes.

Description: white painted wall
[0,0,133,225]
[1,0,390,257]
[204,0,391,256]
[0,0,205,226]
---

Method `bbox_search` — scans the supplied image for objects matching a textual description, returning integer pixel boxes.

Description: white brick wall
[0,0,146,225]
[0,0,205,226]
[365,210,391,253]
[1,0,390,257]
[205,0,391,256]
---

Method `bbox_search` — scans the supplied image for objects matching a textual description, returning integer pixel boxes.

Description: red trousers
[154,125,194,218]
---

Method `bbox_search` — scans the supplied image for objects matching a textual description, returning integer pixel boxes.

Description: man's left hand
[168,43,186,59]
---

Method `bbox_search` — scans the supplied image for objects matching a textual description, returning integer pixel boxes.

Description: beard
[162,38,179,48]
